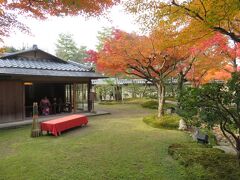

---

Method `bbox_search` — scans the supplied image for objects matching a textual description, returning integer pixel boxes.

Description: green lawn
[0,104,190,179]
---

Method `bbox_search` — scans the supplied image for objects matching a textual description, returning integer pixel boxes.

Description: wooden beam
[22,82,25,120]
[73,83,77,113]
[87,80,92,112]
[70,84,72,112]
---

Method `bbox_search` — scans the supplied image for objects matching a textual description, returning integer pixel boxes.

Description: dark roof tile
[0,48,105,78]
[0,58,89,72]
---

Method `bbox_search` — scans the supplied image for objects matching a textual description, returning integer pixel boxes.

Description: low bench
[40,114,88,136]
[197,133,209,144]
[194,129,209,144]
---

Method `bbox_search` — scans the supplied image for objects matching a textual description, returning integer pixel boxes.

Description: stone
[166,107,176,114]
[178,119,187,130]
[213,145,237,155]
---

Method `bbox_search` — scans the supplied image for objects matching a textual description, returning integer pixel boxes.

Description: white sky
[2,5,140,54]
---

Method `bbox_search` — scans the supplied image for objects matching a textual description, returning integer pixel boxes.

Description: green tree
[0,45,28,54]
[96,27,114,51]
[2,46,18,53]
[179,73,240,160]
[55,34,90,63]
[74,46,89,63]
[55,33,78,61]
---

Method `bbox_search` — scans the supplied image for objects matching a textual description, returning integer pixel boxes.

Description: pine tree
[55,33,79,61]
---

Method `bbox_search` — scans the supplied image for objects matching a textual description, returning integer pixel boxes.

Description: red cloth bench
[40,114,88,136]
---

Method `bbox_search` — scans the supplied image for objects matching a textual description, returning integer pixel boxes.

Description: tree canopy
[125,0,240,43]
[55,33,78,61]
[0,0,120,41]
[96,27,114,51]
[97,29,187,117]
[179,72,240,159]
[55,33,95,63]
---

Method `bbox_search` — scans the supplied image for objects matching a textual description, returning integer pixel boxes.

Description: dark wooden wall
[0,81,24,123]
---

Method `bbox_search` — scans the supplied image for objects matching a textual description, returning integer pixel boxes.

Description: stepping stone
[213,145,237,155]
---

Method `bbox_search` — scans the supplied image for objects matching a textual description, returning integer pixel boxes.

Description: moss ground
[0,104,189,180]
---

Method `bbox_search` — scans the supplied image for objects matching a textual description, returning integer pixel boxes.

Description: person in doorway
[52,97,57,114]
[57,97,63,113]
[40,96,51,115]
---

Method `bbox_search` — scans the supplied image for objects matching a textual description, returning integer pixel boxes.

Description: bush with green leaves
[141,100,158,109]
[143,114,181,129]
[141,100,177,110]
[168,143,240,180]
[178,73,240,160]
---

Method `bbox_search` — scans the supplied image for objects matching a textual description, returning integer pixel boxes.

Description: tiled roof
[0,47,105,78]
[0,68,104,78]
[92,78,152,85]
[0,58,89,72]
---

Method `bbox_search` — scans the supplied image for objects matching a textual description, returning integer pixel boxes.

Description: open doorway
[24,83,89,117]
[25,83,65,117]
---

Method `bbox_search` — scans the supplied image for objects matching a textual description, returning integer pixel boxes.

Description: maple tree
[125,0,240,43]
[97,29,186,117]
[175,33,240,157]
[0,0,119,42]
[213,34,240,73]
[83,49,98,69]
[84,50,98,64]
[167,31,218,95]
[186,33,240,86]
[125,0,240,90]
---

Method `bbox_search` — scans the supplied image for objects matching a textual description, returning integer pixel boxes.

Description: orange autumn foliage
[5,0,119,18]
[0,0,119,41]
[97,29,187,117]
[187,33,240,85]
[126,0,240,43]
[97,29,186,80]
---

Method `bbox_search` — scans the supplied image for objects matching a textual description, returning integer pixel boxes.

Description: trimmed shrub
[141,100,177,110]
[168,143,240,180]
[141,100,158,109]
[98,101,121,105]
[123,98,150,104]
[99,98,152,105]
[165,96,177,101]
[143,114,181,129]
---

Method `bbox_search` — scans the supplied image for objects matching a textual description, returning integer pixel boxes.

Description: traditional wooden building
[0,46,103,124]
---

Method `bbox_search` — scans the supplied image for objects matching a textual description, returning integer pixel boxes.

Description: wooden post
[73,83,77,113]
[87,80,92,112]
[70,84,72,112]
[22,83,25,120]
[31,102,41,137]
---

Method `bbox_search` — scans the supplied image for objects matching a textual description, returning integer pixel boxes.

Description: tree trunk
[157,83,165,118]
[177,73,184,97]
[115,85,122,101]
[236,136,240,163]
[141,83,148,98]
[170,78,175,97]
[131,80,136,98]
[177,73,185,108]
[233,58,238,73]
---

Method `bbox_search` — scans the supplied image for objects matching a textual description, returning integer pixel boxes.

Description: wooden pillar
[22,83,25,120]
[70,84,72,105]
[73,83,77,113]
[87,80,92,112]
